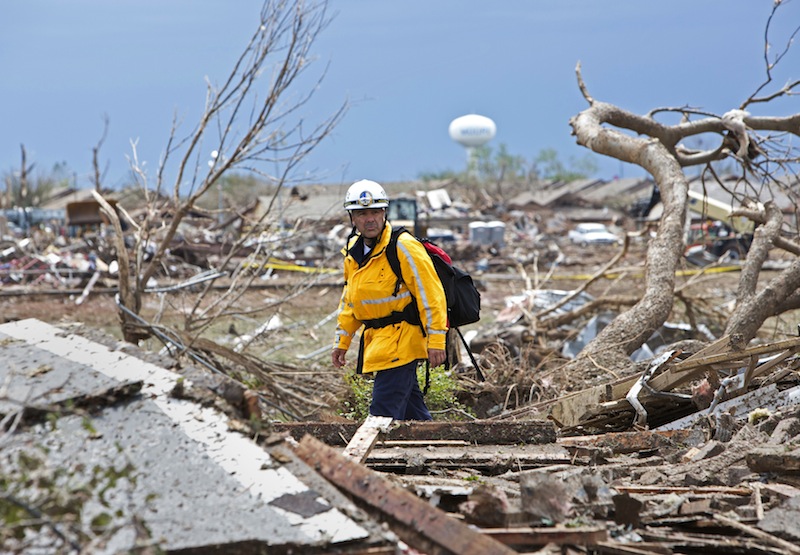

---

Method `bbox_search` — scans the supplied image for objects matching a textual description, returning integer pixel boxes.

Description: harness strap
[356,302,423,377]
[362,301,423,334]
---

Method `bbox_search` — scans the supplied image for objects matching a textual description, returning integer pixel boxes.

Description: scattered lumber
[293,434,518,555]
[495,334,800,434]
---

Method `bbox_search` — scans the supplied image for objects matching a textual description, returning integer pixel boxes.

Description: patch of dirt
[1,293,123,337]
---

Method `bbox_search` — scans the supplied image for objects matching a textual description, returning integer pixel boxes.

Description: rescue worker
[331,179,448,421]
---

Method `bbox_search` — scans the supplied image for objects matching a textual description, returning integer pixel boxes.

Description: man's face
[350,208,385,240]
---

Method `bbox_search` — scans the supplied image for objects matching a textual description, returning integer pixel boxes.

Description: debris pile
[4,176,800,552]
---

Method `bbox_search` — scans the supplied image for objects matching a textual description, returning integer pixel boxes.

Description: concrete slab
[0,319,385,553]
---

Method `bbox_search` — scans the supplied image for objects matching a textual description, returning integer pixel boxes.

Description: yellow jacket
[334,222,448,373]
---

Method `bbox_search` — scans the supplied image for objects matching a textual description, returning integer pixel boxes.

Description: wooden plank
[378,420,558,445]
[760,482,800,499]
[365,450,575,472]
[713,513,800,555]
[274,420,557,446]
[679,498,713,515]
[558,429,705,455]
[480,525,607,548]
[750,346,800,381]
[293,434,517,555]
[614,485,751,496]
[341,415,393,463]
[673,336,800,372]
[743,354,758,389]
[639,526,780,551]
[381,439,470,447]
[670,335,733,370]
[592,540,673,554]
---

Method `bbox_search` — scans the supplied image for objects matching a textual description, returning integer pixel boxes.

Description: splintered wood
[502,335,800,434]
[341,414,393,462]
[294,434,518,555]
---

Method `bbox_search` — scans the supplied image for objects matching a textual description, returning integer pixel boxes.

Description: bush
[339,364,475,421]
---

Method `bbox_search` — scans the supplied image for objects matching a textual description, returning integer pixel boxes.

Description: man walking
[331,179,447,421]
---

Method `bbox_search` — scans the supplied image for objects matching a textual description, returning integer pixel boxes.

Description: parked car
[568,222,621,247]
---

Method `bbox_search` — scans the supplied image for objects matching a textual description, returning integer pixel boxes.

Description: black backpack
[386,227,481,328]
[385,228,485,384]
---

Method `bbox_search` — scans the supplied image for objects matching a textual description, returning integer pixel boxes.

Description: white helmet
[343,179,389,210]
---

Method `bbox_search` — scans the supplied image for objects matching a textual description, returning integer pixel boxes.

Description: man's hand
[332,348,347,368]
[428,348,446,368]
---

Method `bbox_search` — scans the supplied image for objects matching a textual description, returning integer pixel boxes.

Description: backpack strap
[384,226,428,338]
[386,227,410,296]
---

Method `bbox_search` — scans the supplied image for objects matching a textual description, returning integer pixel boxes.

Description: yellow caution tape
[263,262,339,274]
[241,258,340,275]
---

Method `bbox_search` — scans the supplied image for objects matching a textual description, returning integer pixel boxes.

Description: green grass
[339,363,476,421]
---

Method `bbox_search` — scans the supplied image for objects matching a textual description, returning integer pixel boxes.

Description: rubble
[4,176,800,552]
[8,313,799,552]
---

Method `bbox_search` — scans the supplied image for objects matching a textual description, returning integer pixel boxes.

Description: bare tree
[90,115,110,191]
[3,145,68,209]
[566,2,800,374]
[96,0,347,344]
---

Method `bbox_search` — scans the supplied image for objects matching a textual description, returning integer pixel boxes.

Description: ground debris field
[3,181,800,553]
[5,258,800,554]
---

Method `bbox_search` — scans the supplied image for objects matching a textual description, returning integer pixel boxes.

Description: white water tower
[448,114,496,172]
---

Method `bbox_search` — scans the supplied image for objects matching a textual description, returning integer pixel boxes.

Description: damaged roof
[0,318,389,554]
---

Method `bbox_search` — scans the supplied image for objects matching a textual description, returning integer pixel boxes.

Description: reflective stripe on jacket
[334,222,447,373]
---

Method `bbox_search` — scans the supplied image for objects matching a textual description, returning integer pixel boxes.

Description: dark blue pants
[370,360,432,421]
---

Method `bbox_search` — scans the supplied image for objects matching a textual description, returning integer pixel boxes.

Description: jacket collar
[350,221,392,265]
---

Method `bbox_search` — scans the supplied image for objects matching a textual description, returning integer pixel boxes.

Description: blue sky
[2,1,799,189]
